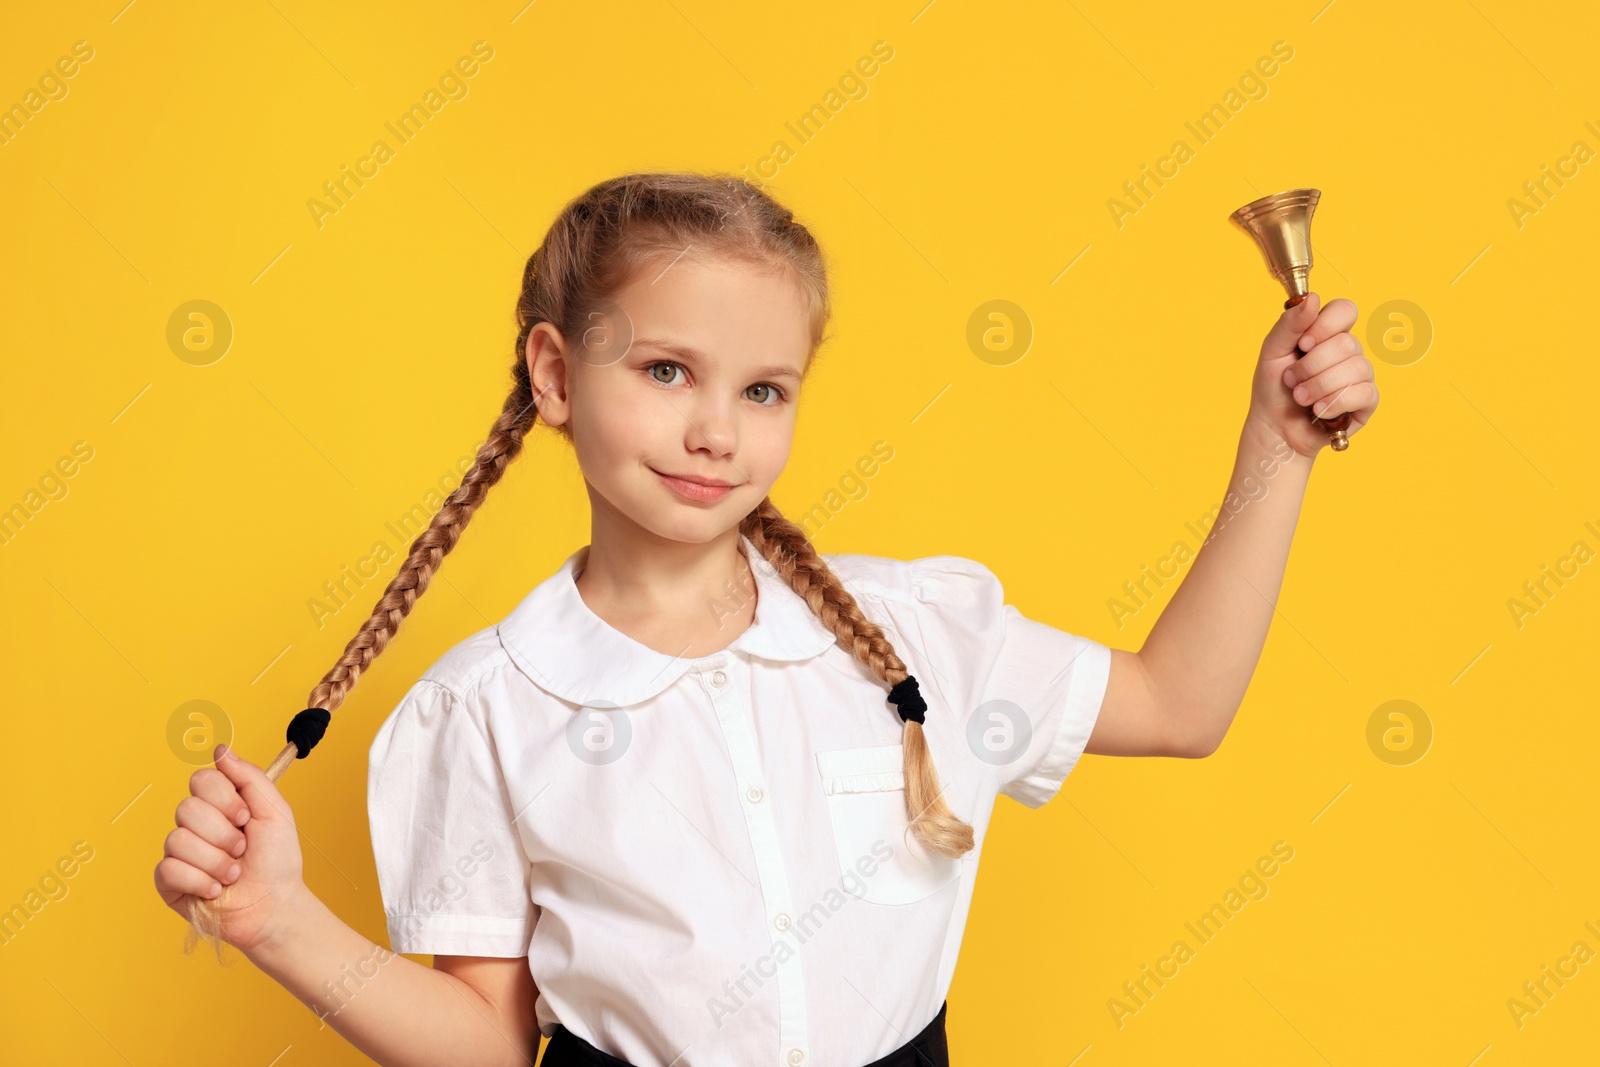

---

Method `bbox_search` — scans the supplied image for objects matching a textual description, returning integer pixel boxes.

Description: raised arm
[1086,294,1378,758]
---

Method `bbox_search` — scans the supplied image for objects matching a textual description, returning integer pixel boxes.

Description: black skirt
[540,999,950,1067]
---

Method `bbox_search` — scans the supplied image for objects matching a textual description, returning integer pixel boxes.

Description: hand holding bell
[1230,188,1357,452]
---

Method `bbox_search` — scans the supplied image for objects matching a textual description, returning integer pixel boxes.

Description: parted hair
[188,172,975,949]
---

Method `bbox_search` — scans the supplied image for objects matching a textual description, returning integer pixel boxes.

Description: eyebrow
[631,337,803,381]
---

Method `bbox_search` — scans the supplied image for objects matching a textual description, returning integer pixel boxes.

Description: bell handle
[1284,292,1351,452]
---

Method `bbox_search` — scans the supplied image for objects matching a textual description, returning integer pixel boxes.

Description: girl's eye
[745,383,785,405]
[640,361,784,406]
[643,363,681,388]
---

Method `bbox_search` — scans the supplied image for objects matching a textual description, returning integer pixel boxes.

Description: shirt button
[745,785,764,804]
[787,1049,805,1065]
[710,670,727,688]
[773,913,791,931]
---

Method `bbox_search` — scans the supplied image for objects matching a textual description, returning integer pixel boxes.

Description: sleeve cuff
[385,912,536,958]
[1001,638,1113,809]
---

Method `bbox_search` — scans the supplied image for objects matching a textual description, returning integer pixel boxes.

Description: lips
[655,471,734,487]
[652,468,738,503]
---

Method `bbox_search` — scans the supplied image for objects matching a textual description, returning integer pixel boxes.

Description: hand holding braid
[176,385,542,953]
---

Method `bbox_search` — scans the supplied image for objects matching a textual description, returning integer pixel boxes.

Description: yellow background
[2,0,1596,1063]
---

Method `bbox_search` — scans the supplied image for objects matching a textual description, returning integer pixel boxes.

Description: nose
[683,396,737,459]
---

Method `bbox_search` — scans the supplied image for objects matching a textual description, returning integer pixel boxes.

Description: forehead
[608,254,812,370]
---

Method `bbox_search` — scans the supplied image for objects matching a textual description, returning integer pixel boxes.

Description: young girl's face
[531,254,813,546]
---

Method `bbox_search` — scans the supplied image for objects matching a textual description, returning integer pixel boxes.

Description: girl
[153,172,1378,1066]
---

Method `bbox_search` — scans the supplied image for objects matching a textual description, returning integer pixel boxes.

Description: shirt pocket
[815,743,962,906]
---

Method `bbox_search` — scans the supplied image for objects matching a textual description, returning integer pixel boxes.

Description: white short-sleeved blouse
[367,534,1111,1067]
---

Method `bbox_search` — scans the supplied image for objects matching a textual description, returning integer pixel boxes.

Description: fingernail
[215,743,230,762]
[231,837,247,857]
[1299,335,1313,350]
[1282,368,1295,386]
[1294,386,1308,403]
[226,864,241,883]
[208,882,222,898]
[234,808,250,827]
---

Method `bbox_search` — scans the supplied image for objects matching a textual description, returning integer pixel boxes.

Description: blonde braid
[185,379,541,952]
[740,498,976,859]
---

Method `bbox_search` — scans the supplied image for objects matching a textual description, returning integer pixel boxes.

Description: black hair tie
[286,708,332,758]
[887,676,927,725]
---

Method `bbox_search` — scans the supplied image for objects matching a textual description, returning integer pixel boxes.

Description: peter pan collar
[496,534,839,708]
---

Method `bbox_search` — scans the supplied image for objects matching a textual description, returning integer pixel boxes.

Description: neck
[574,489,759,659]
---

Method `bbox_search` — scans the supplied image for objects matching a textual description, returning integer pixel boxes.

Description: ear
[526,324,573,427]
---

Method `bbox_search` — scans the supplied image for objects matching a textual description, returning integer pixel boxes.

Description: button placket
[708,660,809,1064]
